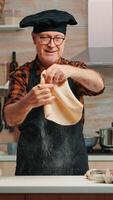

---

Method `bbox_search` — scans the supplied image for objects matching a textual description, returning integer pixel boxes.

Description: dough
[41,70,83,125]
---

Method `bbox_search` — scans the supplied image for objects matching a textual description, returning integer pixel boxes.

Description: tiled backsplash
[84,66,113,136]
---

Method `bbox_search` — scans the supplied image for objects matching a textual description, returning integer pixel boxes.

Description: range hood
[72,0,113,66]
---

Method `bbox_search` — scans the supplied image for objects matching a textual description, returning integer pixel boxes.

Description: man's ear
[31,32,36,44]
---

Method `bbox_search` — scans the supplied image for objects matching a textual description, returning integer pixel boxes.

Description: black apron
[15,62,89,175]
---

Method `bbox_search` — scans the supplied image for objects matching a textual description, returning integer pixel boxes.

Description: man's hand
[45,63,75,84]
[44,63,104,93]
[26,83,55,109]
[4,83,55,126]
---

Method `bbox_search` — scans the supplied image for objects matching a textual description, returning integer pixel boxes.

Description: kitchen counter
[0,175,113,194]
[88,155,113,161]
[0,155,113,161]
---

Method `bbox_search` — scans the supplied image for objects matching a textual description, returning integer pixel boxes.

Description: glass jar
[4,9,21,25]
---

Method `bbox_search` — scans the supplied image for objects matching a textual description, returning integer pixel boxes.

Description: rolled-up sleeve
[4,66,29,107]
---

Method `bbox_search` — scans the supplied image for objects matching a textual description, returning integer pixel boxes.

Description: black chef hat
[19,9,77,34]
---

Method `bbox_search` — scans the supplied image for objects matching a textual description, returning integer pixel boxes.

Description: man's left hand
[44,64,74,84]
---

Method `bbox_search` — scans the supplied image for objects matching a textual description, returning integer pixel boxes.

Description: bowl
[94,174,105,183]
[84,136,98,148]
[104,175,113,184]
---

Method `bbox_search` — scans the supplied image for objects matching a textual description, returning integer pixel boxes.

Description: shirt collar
[33,55,65,75]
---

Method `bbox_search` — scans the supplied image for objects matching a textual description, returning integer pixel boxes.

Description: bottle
[9,51,18,73]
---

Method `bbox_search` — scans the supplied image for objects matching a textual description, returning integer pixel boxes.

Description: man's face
[32,31,66,67]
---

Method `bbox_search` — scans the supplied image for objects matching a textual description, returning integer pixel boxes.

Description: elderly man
[4,9,104,175]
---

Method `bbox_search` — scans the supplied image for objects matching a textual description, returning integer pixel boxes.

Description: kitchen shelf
[0,24,23,31]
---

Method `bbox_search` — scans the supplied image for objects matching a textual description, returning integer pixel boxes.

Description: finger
[58,75,66,83]
[45,68,59,83]
[37,96,55,107]
[31,93,55,107]
[39,92,54,100]
[43,96,55,105]
[31,96,55,108]
[31,85,53,99]
[36,83,54,90]
[53,71,66,83]
[41,89,52,96]
[37,84,42,90]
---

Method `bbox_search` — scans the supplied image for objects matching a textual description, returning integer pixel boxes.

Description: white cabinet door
[88,0,113,47]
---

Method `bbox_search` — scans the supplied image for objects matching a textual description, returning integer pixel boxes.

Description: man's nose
[48,38,56,47]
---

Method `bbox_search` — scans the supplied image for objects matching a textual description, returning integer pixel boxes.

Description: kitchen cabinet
[27,194,113,200]
[0,194,25,200]
[0,194,113,200]
[88,0,113,47]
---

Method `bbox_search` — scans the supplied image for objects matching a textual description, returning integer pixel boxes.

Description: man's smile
[45,50,58,54]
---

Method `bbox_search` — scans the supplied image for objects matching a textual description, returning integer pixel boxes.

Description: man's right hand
[4,83,55,126]
[26,83,55,109]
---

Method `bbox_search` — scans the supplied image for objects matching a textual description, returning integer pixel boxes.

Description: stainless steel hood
[72,47,113,66]
[72,0,113,66]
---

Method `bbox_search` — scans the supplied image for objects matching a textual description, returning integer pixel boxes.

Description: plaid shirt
[4,56,104,122]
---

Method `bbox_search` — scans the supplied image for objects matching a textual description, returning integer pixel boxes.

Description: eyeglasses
[39,36,65,46]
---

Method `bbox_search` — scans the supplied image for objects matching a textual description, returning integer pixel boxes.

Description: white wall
[88,0,113,47]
